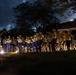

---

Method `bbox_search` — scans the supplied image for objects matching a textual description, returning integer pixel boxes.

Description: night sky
[0,0,23,30]
[0,0,75,30]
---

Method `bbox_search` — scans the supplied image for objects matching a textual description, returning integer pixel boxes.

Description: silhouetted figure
[66,30,73,50]
[51,29,57,51]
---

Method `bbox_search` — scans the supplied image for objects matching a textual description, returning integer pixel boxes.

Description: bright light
[0,50,5,54]
[15,50,19,53]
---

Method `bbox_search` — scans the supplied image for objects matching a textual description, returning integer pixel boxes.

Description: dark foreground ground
[0,50,76,75]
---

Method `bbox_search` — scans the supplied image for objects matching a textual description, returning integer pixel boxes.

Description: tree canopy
[45,0,76,22]
[13,0,59,34]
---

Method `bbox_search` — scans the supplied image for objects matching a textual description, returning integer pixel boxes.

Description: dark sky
[0,0,37,30]
[0,0,75,30]
[0,0,24,30]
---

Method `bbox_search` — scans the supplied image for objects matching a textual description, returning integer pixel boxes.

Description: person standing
[17,35,22,52]
[2,36,7,52]
[11,37,17,52]
[25,37,31,52]
[66,30,73,50]
[51,29,57,51]
[7,36,11,52]
[38,32,44,52]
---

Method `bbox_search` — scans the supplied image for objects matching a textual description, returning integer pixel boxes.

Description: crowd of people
[0,29,76,53]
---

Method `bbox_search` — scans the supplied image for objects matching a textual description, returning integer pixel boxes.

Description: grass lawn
[0,50,76,75]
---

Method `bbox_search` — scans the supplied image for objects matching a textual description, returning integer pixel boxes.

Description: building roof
[57,21,76,31]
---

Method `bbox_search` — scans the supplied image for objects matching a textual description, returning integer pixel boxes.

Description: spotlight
[0,50,5,54]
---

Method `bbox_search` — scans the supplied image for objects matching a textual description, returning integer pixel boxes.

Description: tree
[45,0,76,22]
[45,0,76,12]
[13,1,59,33]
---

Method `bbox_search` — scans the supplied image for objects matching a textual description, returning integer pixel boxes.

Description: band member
[2,36,7,52]
[31,35,38,52]
[47,32,52,52]
[51,29,57,51]
[62,31,67,50]
[7,36,11,52]
[37,32,44,52]
[58,31,64,51]
[17,35,22,52]
[41,36,49,52]
[35,33,40,52]
[66,30,73,50]
[11,37,17,52]
[73,34,76,50]
[14,45,19,53]
[25,37,31,52]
